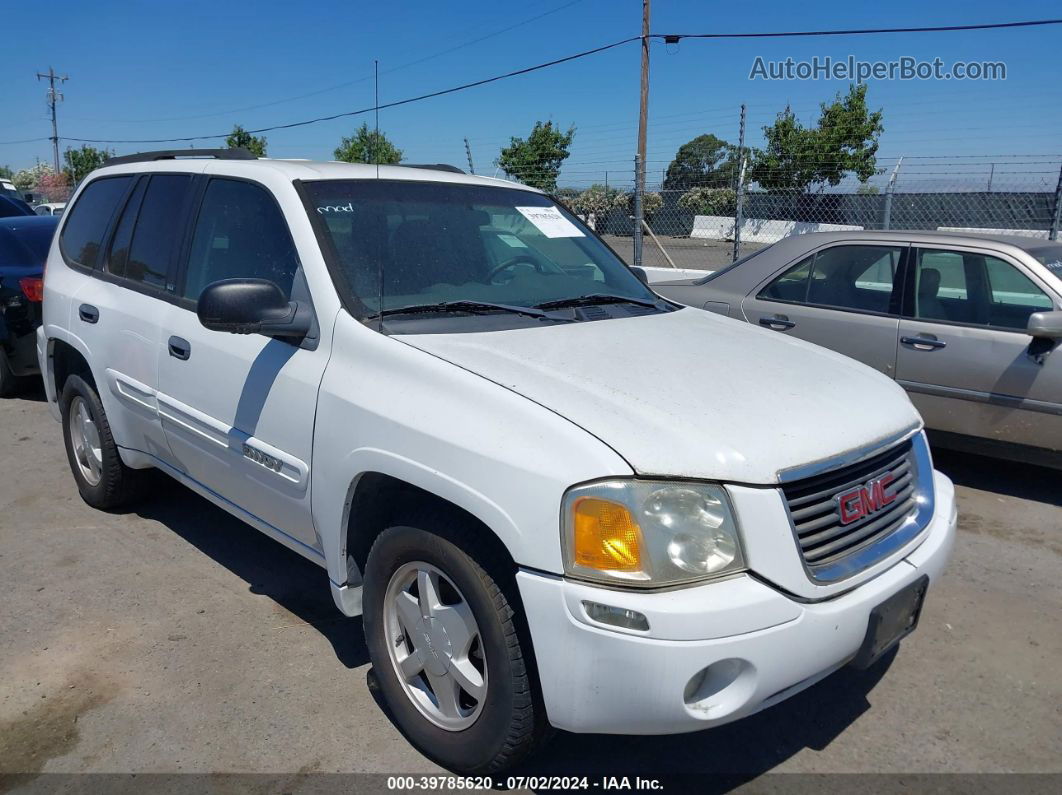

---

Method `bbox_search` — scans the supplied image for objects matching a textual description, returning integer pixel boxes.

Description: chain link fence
[555,156,1062,272]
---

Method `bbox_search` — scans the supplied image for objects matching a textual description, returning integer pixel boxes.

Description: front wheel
[363,519,548,773]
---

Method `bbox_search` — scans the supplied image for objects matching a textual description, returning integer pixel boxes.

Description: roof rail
[398,163,465,174]
[104,148,258,167]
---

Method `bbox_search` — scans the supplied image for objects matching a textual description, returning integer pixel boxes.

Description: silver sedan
[649,230,1062,468]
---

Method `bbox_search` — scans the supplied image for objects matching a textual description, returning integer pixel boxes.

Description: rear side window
[181,178,299,300]
[60,176,132,268]
[759,245,902,314]
[122,175,194,288]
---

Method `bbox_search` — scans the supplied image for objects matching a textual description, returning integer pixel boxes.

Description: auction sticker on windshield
[516,206,585,238]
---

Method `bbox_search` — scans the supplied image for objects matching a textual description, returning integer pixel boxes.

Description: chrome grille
[782,440,919,579]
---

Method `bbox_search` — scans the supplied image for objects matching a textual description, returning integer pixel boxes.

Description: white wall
[691,215,864,244]
[936,226,1050,239]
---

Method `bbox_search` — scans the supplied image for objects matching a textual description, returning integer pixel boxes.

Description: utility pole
[883,156,903,231]
[1050,162,1062,241]
[732,104,747,263]
[37,67,68,174]
[464,137,475,174]
[987,162,994,192]
[632,0,650,267]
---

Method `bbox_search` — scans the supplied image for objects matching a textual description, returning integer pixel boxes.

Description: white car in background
[37,149,956,773]
[33,202,66,217]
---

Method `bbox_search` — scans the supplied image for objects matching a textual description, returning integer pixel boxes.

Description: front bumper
[517,470,956,734]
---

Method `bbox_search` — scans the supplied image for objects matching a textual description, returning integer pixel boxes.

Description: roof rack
[104,148,257,167]
[397,163,465,174]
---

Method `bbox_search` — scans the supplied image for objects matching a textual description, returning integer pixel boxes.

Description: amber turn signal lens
[572,497,643,572]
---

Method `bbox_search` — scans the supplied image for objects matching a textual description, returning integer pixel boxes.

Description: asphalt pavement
[0,387,1059,789]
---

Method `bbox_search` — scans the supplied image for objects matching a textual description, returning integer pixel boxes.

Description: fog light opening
[581,601,650,632]
[683,658,751,713]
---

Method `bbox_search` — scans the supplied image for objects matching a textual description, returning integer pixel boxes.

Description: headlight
[561,479,746,587]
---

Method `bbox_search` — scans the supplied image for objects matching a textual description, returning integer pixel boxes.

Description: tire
[60,374,144,509]
[0,349,19,398]
[363,514,549,773]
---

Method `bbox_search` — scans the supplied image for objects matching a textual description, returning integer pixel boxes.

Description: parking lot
[0,386,1059,787]
[601,234,760,271]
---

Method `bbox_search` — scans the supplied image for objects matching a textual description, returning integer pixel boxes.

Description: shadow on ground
[930,447,1059,506]
[131,475,369,669]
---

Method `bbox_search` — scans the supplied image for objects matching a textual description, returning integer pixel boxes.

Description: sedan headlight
[561,479,746,587]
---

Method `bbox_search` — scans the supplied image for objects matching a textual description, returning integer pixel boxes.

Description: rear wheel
[60,374,143,509]
[0,350,19,397]
[363,517,548,773]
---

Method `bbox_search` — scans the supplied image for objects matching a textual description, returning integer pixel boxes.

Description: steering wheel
[487,254,543,282]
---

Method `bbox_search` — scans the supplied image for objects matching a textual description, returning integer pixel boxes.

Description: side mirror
[630,266,649,285]
[1027,310,1062,339]
[197,278,311,339]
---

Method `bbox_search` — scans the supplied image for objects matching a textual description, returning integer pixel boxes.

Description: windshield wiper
[533,293,661,310]
[369,300,553,320]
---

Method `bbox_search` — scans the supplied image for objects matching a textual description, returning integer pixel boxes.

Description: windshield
[303,180,660,324]
[1024,243,1062,283]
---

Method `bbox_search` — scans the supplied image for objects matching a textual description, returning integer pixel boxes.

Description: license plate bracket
[851,575,929,669]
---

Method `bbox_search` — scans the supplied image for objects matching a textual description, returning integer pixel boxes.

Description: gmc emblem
[836,473,896,525]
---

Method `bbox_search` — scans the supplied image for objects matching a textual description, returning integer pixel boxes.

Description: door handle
[78,304,99,324]
[168,336,191,360]
[759,315,795,331]
[901,335,947,351]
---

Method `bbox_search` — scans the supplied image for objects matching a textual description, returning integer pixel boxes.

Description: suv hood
[399,308,921,484]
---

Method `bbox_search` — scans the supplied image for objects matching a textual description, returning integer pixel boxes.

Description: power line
[61,0,588,126]
[54,17,1062,147]
[62,37,641,144]
[656,18,1062,40]
[0,136,51,146]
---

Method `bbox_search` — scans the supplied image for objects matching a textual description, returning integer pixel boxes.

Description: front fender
[311,312,634,590]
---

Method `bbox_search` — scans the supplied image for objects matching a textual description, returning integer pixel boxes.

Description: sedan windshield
[303,180,661,324]
[1024,243,1062,284]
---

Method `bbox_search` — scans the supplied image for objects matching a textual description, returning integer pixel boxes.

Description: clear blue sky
[2,0,1060,189]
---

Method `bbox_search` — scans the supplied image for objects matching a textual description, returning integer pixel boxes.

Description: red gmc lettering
[837,473,896,525]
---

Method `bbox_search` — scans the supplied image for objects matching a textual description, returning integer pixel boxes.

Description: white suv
[37,149,956,773]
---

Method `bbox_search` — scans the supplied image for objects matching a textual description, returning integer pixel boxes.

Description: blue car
[1,215,59,395]
[0,194,36,218]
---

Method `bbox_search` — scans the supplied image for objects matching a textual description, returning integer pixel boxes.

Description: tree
[63,145,114,184]
[37,170,70,202]
[0,165,13,180]
[334,123,403,164]
[749,84,883,193]
[678,187,737,216]
[613,190,663,218]
[13,164,51,192]
[663,134,739,191]
[226,124,267,157]
[497,121,575,192]
[571,184,622,218]
[552,187,580,211]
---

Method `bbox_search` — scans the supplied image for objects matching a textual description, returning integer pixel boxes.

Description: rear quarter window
[59,176,133,268]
